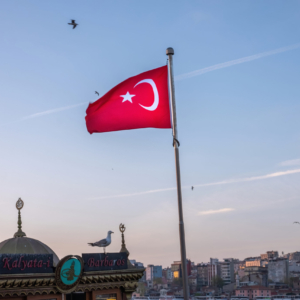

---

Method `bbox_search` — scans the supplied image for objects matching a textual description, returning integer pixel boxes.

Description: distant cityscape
[130,250,300,299]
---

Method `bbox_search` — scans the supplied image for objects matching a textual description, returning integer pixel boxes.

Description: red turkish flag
[85,66,171,133]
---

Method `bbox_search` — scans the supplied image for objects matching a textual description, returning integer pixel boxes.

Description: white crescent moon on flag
[134,79,159,111]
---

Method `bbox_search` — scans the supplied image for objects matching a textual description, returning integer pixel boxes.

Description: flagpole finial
[166,47,174,55]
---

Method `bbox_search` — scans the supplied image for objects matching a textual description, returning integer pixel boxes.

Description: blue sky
[0,0,300,266]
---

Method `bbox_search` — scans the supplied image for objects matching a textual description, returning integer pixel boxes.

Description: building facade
[245,260,261,267]
[242,266,268,287]
[288,252,300,261]
[145,265,162,281]
[268,258,289,283]
[208,258,220,286]
[235,286,272,299]
[171,261,181,278]
[130,260,144,268]
[261,251,279,260]
[220,258,235,285]
[197,263,209,287]
[188,275,197,294]
[166,268,174,280]
[234,260,244,273]
[171,260,191,279]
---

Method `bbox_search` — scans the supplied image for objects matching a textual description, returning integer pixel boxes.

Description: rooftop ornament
[14,198,26,238]
[119,223,129,257]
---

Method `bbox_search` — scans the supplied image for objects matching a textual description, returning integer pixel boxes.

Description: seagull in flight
[191,186,194,190]
[68,20,78,29]
[294,222,300,224]
[88,231,114,253]
[95,91,99,96]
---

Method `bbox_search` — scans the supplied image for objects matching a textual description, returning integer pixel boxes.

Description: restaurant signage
[82,252,127,272]
[55,255,84,293]
[0,254,53,274]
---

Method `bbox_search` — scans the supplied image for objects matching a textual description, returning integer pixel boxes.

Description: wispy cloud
[198,208,235,215]
[279,159,300,167]
[89,168,300,200]
[175,43,300,81]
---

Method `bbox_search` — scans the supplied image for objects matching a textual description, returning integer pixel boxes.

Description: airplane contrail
[21,101,89,120]
[175,43,300,81]
[89,168,300,200]
[193,168,300,188]
[7,43,298,123]
[1,101,89,126]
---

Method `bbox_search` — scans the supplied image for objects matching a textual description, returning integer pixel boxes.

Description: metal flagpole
[166,47,189,300]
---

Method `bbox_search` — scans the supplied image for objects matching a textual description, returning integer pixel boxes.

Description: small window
[96,294,117,300]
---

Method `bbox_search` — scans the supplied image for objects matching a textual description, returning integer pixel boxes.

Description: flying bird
[95,91,99,96]
[191,186,194,190]
[294,222,300,224]
[88,230,114,253]
[68,20,78,29]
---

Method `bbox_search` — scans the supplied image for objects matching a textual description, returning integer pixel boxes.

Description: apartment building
[220,258,235,285]
[146,264,162,281]
[197,263,209,287]
[268,258,289,283]
[208,258,220,286]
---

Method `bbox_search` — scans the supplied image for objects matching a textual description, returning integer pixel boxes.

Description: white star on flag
[120,92,135,103]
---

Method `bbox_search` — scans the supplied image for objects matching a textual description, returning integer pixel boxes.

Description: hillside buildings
[136,249,300,298]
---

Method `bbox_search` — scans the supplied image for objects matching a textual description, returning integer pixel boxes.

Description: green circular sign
[60,258,82,285]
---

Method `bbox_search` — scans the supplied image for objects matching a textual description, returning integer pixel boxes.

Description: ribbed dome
[0,237,59,267]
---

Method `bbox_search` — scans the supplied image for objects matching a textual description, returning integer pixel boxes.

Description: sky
[0,0,300,267]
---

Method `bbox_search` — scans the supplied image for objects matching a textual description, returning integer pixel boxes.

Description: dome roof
[0,198,60,267]
[0,236,60,266]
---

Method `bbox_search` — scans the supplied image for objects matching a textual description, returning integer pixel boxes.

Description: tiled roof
[237,285,271,290]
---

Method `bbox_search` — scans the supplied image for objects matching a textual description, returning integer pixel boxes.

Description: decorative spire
[14,198,26,238]
[119,223,129,257]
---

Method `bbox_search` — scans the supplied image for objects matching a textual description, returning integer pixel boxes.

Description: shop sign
[0,254,53,274]
[55,255,84,293]
[82,252,127,272]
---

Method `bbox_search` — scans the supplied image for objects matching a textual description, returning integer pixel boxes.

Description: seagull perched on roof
[68,20,78,29]
[88,231,114,253]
